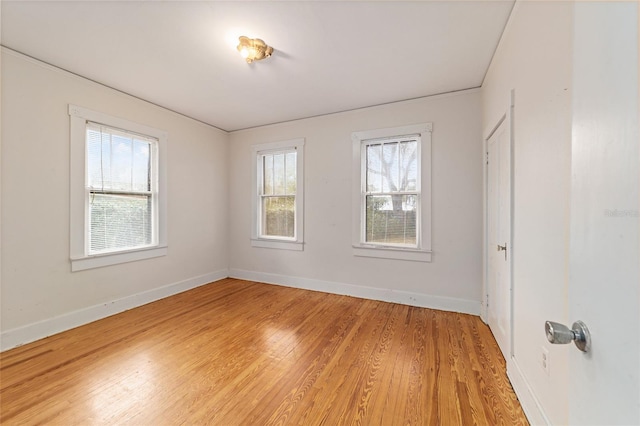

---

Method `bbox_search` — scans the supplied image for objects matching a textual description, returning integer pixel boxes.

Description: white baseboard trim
[0,269,229,352]
[229,269,481,315]
[507,356,550,425]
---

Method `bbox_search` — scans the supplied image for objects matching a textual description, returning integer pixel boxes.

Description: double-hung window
[363,136,420,246]
[69,105,167,271]
[86,123,157,254]
[352,123,432,262]
[251,138,304,250]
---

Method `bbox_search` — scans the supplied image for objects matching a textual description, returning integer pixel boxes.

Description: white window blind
[86,122,158,255]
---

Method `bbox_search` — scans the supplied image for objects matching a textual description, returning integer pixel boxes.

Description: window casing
[352,123,432,262]
[69,105,167,271]
[251,139,304,250]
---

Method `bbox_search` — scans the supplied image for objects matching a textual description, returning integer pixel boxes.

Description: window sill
[251,239,304,251]
[71,246,168,272]
[352,245,432,262]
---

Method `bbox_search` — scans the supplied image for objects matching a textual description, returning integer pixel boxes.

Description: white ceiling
[1,1,514,132]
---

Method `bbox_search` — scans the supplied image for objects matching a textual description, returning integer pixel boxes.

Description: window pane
[89,193,152,253]
[366,144,382,193]
[382,143,399,192]
[132,139,151,192]
[110,134,134,191]
[273,153,285,194]
[285,152,296,195]
[88,129,153,193]
[366,194,417,245]
[262,196,295,238]
[87,128,104,189]
[263,155,274,195]
[399,140,418,191]
[100,132,113,189]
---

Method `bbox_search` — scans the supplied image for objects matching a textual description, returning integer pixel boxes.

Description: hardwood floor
[1,278,528,425]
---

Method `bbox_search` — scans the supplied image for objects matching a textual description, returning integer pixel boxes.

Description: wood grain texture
[1,278,528,425]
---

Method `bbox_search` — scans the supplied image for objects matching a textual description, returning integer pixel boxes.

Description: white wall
[0,49,229,349]
[228,90,483,313]
[482,2,573,424]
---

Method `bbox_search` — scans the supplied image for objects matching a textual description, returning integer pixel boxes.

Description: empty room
[1,1,638,425]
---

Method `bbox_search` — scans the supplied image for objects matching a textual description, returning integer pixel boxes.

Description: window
[251,139,304,250]
[86,123,157,254]
[69,105,167,271]
[352,123,432,262]
[363,137,420,246]
[259,150,296,238]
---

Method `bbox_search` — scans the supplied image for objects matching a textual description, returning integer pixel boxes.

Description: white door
[487,117,511,358]
[567,2,639,424]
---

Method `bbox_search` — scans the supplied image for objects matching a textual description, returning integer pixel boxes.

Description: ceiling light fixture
[237,36,273,63]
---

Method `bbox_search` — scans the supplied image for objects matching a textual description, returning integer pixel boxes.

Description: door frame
[482,90,515,359]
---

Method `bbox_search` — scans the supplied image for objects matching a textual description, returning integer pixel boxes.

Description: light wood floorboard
[1,278,528,425]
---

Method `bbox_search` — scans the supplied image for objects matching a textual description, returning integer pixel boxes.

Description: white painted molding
[507,356,550,425]
[0,269,229,351]
[229,268,481,315]
[352,246,432,262]
[251,239,304,251]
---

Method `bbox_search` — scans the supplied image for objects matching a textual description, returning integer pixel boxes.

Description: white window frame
[251,138,304,251]
[352,123,432,262]
[69,105,168,271]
